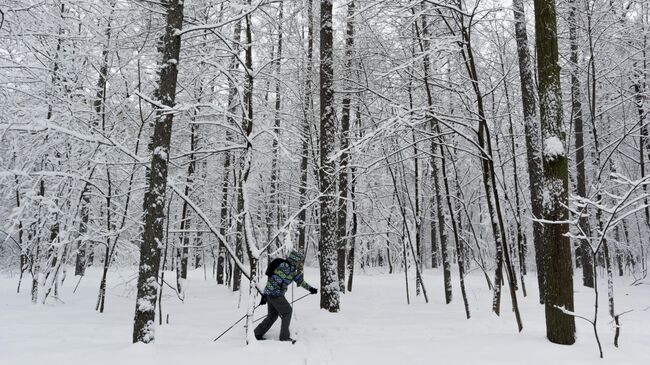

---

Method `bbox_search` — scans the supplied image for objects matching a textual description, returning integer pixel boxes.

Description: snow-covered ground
[1,266,648,365]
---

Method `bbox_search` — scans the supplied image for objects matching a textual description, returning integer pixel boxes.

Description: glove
[309,287,318,295]
[259,295,267,306]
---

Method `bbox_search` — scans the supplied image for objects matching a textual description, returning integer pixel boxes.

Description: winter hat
[287,249,305,263]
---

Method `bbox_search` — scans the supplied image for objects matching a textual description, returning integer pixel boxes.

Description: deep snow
[1,266,648,365]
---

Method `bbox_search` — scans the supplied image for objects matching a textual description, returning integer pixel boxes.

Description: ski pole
[213,292,313,342]
[213,307,258,342]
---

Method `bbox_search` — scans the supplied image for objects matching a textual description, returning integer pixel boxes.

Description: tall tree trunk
[512,0,545,303]
[337,0,356,293]
[413,130,422,296]
[440,142,470,318]
[233,173,244,292]
[347,107,360,292]
[241,5,260,342]
[217,157,229,285]
[415,11,452,304]
[497,42,527,295]
[456,9,522,330]
[96,168,112,313]
[568,0,594,288]
[633,18,649,238]
[298,0,314,253]
[319,0,340,312]
[269,2,283,257]
[14,169,27,292]
[132,0,184,344]
[408,70,422,295]
[32,2,66,304]
[218,18,243,285]
[75,189,90,276]
[533,0,576,345]
[585,7,618,344]
[176,120,197,295]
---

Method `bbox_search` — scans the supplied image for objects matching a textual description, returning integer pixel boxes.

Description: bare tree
[533,0,576,345]
[133,0,185,344]
[319,0,340,312]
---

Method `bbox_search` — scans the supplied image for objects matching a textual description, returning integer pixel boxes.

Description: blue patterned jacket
[263,259,314,298]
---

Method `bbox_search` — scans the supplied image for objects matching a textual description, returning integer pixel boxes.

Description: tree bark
[176,120,197,295]
[319,0,340,312]
[132,0,184,344]
[298,0,315,253]
[347,110,359,292]
[512,0,545,302]
[415,11,452,304]
[269,2,283,259]
[455,8,522,330]
[219,18,243,286]
[533,0,576,345]
[337,0,356,294]
[568,0,594,288]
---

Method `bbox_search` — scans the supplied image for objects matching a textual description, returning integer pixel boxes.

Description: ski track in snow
[1,267,649,365]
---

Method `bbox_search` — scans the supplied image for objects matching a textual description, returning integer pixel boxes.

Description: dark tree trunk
[337,0,356,293]
[97,168,112,313]
[496,44,527,296]
[533,0,576,345]
[177,120,197,294]
[319,0,340,312]
[31,182,45,304]
[455,10,522,330]
[15,171,27,292]
[347,102,362,292]
[218,18,243,285]
[347,152,358,292]
[233,4,255,294]
[415,11,451,303]
[233,177,244,292]
[512,0,545,302]
[75,191,90,277]
[440,141,470,318]
[408,74,422,295]
[269,3,283,258]
[568,0,594,288]
[298,0,314,254]
[132,0,184,344]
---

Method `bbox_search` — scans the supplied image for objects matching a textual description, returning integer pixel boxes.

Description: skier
[254,249,318,343]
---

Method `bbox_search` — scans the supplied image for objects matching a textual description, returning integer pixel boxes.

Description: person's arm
[293,272,317,293]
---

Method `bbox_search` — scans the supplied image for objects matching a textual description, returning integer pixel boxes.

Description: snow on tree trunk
[415,10,451,304]
[176,120,196,297]
[75,190,90,277]
[533,0,576,345]
[456,9,522,330]
[218,18,243,286]
[269,2,283,262]
[337,0,356,294]
[298,0,314,254]
[512,0,546,303]
[568,0,594,288]
[347,109,360,292]
[319,0,340,312]
[132,0,184,344]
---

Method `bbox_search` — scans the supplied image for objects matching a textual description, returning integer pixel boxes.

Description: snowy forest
[1,0,649,364]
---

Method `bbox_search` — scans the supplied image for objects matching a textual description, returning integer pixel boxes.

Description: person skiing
[254,249,317,342]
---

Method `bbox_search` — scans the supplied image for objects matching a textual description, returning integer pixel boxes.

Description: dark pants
[254,295,292,340]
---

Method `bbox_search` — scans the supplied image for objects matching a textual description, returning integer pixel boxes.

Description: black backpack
[265,258,287,276]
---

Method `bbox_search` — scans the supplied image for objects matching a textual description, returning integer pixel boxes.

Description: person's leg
[254,299,279,338]
[269,296,293,340]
